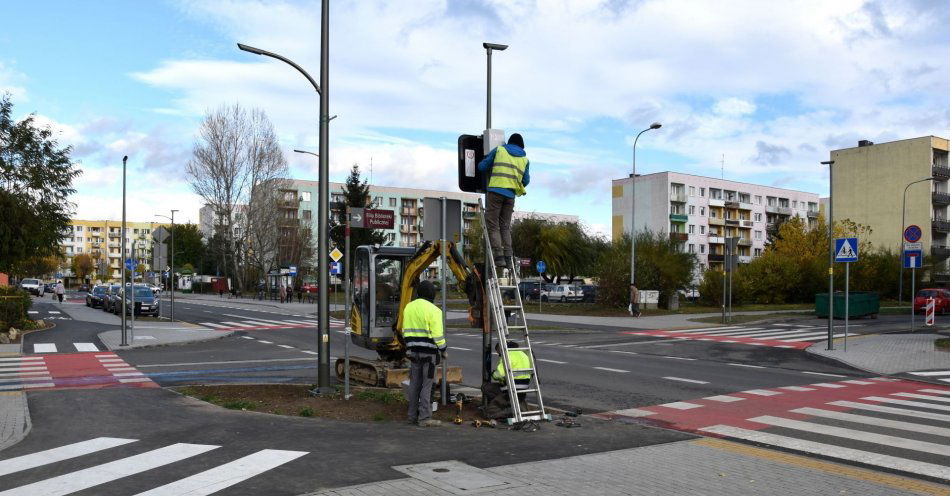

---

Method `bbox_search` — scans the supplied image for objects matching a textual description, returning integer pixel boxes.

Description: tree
[71,254,94,283]
[11,254,63,279]
[163,224,206,271]
[329,164,386,265]
[186,104,287,291]
[596,232,697,307]
[0,94,81,273]
[510,219,594,283]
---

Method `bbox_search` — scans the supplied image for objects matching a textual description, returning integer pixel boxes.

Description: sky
[3,0,950,236]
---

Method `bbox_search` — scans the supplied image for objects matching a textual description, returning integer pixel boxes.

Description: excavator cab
[350,245,416,359]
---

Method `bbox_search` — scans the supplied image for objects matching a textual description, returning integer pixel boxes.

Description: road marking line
[0,382,54,390]
[582,338,678,348]
[828,400,950,422]
[449,347,471,351]
[286,320,319,325]
[220,321,255,328]
[609,350,638,355]
[593,367,629,373]
[742,389,781,396]
[543,343,561,346]
[0,437,138,477]
[660,356,696,361]
[748,415,949,456]
[111,372,144,377]
[0,371,50,378]
[811,383,846,388]
[840,380,875,385]
[862,395,950,412]
[131,448,309,496]
[537,359,566,364]
[0,376,52,384]
[780,333,841,342]
[801,371,847,378]
[728,363,764,369]
[918,388,950,396]
[659,401,702,410]
[891,392,950,404]
[277,345,295,349]
[119,377,153,383]
[200,322,231,329]
[676,326,745,333]
[240,320,278,326]
[48,311,60,314]
[257,340,273,344]
[137,358,317,368]
[27,311,38,314]
[611,408,655,417]
[704,395,744,402]
[663,376,708,384]
[909,370,950,376]
[241,336,255,340]
[791,407,950,437]
[32,343,57,353]
[0,366,47,373]
[106,367,137,372]
[679,328,768,336]
[0,443,220,496]
[695,428,950,488]
[779,386,815,392]
[72,343,98,352]
[0,357,43,362]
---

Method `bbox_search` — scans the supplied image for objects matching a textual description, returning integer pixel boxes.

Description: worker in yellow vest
[478,133,529,268]
[481,340,532,419]
[402,280,446,427]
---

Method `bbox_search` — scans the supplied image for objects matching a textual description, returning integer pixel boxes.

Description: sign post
[900,224,922,305]
[834,237,859,350]
[344,206,355,400]
[440,197,448,406]
[904,248,922,332]
[536,261,546,314]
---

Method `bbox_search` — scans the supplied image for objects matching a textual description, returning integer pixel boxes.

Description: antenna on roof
[721,154,725,180]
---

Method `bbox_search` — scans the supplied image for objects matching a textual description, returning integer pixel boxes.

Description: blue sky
[3,0,950,235]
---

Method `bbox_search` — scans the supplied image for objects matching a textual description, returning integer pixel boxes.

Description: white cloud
[713,98,756,117]
[0,61,28,101]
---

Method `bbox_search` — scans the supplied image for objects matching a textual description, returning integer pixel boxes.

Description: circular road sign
[536,260,546,274]
[904,225,922,243]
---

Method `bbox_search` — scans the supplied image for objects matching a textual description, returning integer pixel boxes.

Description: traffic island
[174,384,487,424]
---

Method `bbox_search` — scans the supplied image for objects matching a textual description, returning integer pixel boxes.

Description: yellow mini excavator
[337,240,485,387]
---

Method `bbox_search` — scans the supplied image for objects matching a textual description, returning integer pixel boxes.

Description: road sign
[904,225,922,243]
[330,248,343,262]
[536,260,546,274]
[125,259,138,271]
[289,265,297,276]
[330,262,342,275]
[349,208,365,228]
[834,238,858,263]
[152,226,170,244]
[55,272,62,279]
[903,250,922,268]
[903,242,923,251]
[365,209,395,229]
[926,298,935,326]
[423,198,461,242]
[519,258,531,267]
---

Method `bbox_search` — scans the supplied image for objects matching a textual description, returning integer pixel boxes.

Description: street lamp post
[121,156,128,347]
[899,178,934,306]
[482,42,507,129]
[821,160,834,350]
[239,0,332,393]
[155,210,177,321]
[630,122,661,314]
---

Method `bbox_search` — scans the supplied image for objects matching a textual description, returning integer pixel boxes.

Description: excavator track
[336,356,464,389]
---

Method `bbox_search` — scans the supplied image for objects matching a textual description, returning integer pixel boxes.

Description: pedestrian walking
[629,283,641,318]
[478,133,529,269]
[402,280,446,427]
[279,284,286,304]
[55,280,65,303]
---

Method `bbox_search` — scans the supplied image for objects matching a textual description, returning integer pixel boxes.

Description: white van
[18,278,44,296]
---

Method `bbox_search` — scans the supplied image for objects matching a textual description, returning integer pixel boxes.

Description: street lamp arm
[237,43,321,95]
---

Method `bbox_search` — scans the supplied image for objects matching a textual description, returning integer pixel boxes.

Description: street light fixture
[482,42,508,130]
[899,177,934,305]
[237,0,332,394]
[821,160,834,350]
[155,210,178,321]
[629,122,661,315]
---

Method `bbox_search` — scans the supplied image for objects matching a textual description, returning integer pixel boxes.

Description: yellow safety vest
[487,146,528,197]
[493,350,532,383]
[401,298,445,353]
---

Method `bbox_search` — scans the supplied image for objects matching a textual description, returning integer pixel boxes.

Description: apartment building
[60,220,168,282]
[612,172,820,271]
[830,136,950,281]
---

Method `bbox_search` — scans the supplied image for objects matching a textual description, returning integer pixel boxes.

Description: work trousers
[407,351,436,422]
[485,192,515,258]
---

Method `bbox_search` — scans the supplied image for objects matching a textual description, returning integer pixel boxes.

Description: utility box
[458,134,485,193]
[815,292,880,319]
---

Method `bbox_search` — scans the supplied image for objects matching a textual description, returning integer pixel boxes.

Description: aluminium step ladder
[478,199,550,424]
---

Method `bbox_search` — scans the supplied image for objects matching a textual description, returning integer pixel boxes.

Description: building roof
[612,171,819,197]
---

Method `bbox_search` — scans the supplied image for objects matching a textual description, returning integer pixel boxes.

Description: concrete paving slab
[807,333,950,375]
[98,327,234,350]
[0,391,30,452]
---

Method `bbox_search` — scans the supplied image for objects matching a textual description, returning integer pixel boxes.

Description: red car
[914,289,950,314]
[302,283,319,294]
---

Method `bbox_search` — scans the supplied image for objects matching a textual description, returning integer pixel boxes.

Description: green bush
[0,287,31,330]
[596,232,697,308]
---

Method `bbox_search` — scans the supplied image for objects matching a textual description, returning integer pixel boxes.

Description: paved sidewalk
[303,438,945,496]
[0,391,30,452]
[98,327,234,350]
[171,291,343,315]
[808,333,950,375]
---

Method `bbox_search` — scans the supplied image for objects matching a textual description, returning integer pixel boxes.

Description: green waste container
[815,292,879,319]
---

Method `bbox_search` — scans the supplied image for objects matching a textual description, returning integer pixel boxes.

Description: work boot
[420,419,442,427]
[494,256,508,268]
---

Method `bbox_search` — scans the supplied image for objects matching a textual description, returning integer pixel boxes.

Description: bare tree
[186,104,287,291]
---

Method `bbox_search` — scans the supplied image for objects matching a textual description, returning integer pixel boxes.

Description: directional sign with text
[904,225,922,243]
[903,242,923,251]
[834,238,858,263]
[365,209,395,229]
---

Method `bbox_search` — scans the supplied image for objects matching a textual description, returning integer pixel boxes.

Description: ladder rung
[519,410,542,415]
[506,325,526,329]
[516,389,538,394]
[506,347,530,352]
[511,368,534,373]
[498,285,517,289]
[503,305,522,309]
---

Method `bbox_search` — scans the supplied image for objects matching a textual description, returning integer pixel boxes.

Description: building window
[700,245,706,254]
[688,205,695,215]
[689,186,695,196]
[709,209,717,219]
[302,210,312,220]
[688,224,695,234]
[754,248,762,257]
[301,192,311,202]
[75,226,83,232]
[688,244,695,253]
[374,196,382,206]
[754,213,762,222]
[76,247,83,253]
[700,207,705,216]
[700,225,706,234]
[389,198,396,207]
[755,230,762,240]
[755,195,762,204]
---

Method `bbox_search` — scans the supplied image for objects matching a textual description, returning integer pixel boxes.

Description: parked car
[44,282,57,295]
[18,278,44,296]
[302,282,319,294]
[541,284,584,303]
[103,284,122,313]
[86,285,108,308]
[150,284,163,295]
[580,284,598,303]
[78,283,91,293]
[914,288,950,314]
[519,281,541,302]
[120,285,160,317]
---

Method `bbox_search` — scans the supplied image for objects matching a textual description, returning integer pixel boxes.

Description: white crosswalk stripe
[73,342,98,352]
[0,438,310,495]
[32,343,57,353]
[909,370,950,377]
[219,321,255,328]
[667,323,862,346]
[200,322,231,329]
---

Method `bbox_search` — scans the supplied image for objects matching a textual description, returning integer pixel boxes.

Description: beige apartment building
[60,220,168,282]
[830,136,950,280]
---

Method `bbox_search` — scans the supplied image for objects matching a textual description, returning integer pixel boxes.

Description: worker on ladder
[403,280,447,427]
[481,340,532,419]
[478,133,529,269]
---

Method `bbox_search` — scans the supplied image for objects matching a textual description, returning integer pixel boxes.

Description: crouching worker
[403,280,446,427]
[481,340,532,419]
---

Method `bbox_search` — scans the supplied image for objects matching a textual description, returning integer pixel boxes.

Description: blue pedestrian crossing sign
[904,250,922,269]
[329,261,342,275]
[536,260,546,274]
[834,238,858,263]
[125,258,138,271]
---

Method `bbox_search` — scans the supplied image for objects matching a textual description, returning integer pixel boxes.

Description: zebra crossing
[198,317,345,332]
[0,437,307,495]
[594,377,950,482]
[0,353,155,391]
[623,323,863,349]
[30,342,106,354]
[909,370,950,384]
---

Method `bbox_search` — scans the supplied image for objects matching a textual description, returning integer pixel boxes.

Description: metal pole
[486,49,492,130]
[826,161,834,350]
[727,238,733,323]
[440,198,448,406]
[844,262,851,351]
[629,134,641,313]
[721,265,726,325]
[130,239,136,343]
[900,178,933,306]
[121,156,128,346]
[316,0,331,393]
[912,265,916,333]
[344,206,351,400]
[481,202,491,409]
[170,210,176,322]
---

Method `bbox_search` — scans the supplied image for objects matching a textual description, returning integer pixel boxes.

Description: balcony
[708,253,725,262]
[738,255,752,264]
[669,191,687,203]
[765,205,793,216]
[740,220,754,228]
[463,210,477,218]
[934,218,950,233]
[669,213,688,223]
[933,192,950,205]
[400,224,410,233]
[725,218,740,226]
[108,232,120,239]
[669,232,688,242]
[738,202,753,210]
[738,238,752,247]
[401,207,418,216]
[708,236,725,244]
[708,198,724,207]
[933,245,950,259]
[807,210,819,218]
[934,164,950,180]
[708,217,725,226]
[725,200,740,209]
